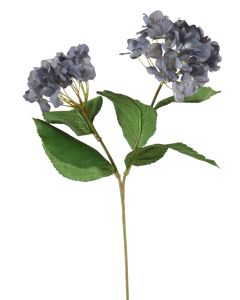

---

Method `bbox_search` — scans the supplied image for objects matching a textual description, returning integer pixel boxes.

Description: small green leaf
[154,96,175,109]
[34,119,114,181]
[155,87,220,109]
[125,144,168,168]
[43,96,103,136]
[86,96,103,118]
[184,87,221,103]
[166,143,219,167]
[125,143,218,168]
[98,90,157,149]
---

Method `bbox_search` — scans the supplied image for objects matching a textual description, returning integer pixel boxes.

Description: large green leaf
[98,90,157,149]
[125,142,218,168]
[43,96,103,136]
[155,87,220,109]
[34,119,114,181]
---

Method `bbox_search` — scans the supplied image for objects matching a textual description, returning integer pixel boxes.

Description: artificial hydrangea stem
[85,81,89,101]
[82,101,131,299]
[80,82,87,102]
[147,58,154,67]
[81,108,120,177]
[82,101,130,299]
[70,85,83,103]
[118,173,130,300]
[81,105,131,299]
[137,57,147,68]
[61,88,119,176]
[151,81,164,107]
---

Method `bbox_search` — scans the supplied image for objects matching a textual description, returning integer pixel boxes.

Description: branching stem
[61,83,130,300]
[82,99,131,300]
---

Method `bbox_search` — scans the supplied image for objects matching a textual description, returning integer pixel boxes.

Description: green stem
[64,87,129,299]
[85,81,89,101]
[84,100,130,299]
[118,172,129,300]
[62,87,119,176]
[151,81,164,107]
[83,104,130,300]
[83,104,131,299]
[81,107,120,177]
[80,82,87,103]
[70,85,83,103]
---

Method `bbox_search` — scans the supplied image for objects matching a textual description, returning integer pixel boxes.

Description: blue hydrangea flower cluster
[124,11,221,101]
[24,44,96,112]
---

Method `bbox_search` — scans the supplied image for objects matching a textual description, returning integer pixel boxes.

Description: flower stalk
[151,81,164,107]
[81,95,130,300]
[118,173,130,300]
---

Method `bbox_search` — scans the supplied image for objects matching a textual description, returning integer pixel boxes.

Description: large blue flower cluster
[24,44,96,112]
[124,11,221,101]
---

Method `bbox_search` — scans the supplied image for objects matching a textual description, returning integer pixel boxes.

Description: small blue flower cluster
[124,11,221,101]
[24,44,96,112]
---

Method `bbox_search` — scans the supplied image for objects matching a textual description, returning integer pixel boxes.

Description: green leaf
[155,87,220,109]
[34,119,114,182]
[43,96,103,136]
[86,96,103,118]
[183,87,221,103]
[166,143,219,167]
[125,144,168,168]
[125,143,218,168]
[154,96,175,109]
[98,90,157,149]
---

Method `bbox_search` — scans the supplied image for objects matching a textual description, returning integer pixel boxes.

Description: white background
[0,0,239,299]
